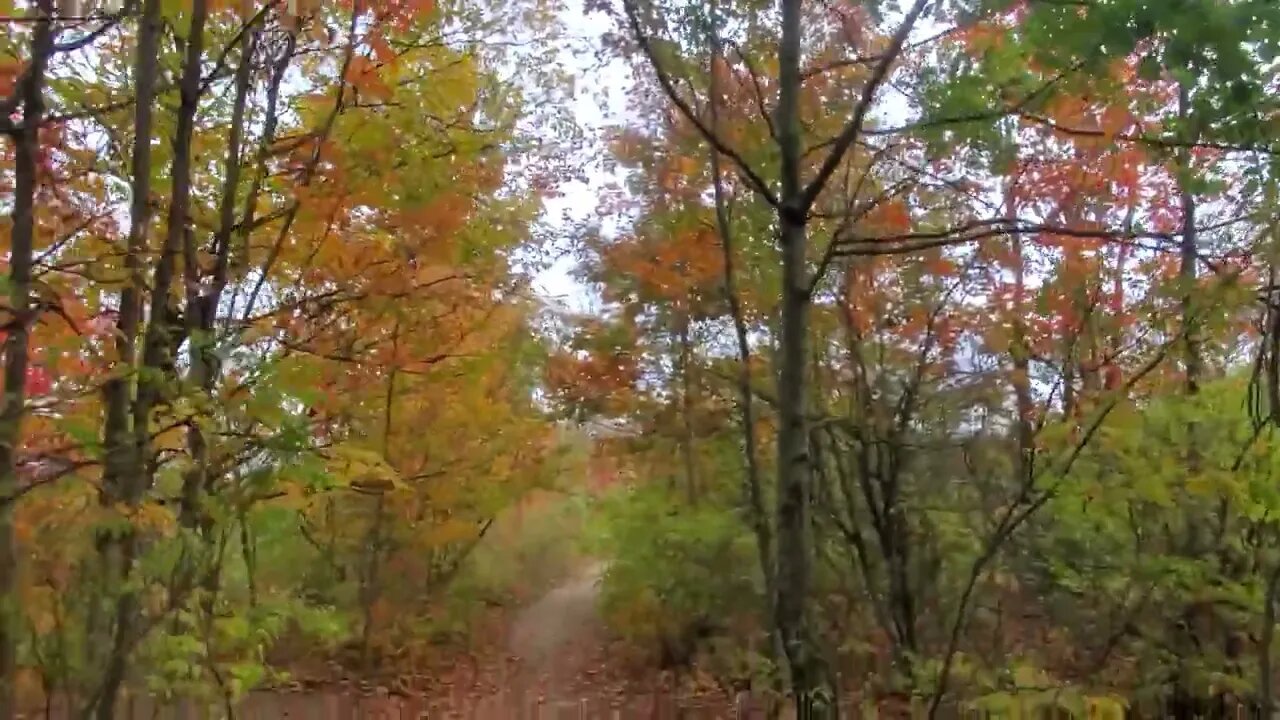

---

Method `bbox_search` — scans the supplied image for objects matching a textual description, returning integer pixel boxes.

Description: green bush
[589,484,761,668]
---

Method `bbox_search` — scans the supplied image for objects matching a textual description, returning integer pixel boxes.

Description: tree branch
[798,0,932,212]
[621,0,778,206]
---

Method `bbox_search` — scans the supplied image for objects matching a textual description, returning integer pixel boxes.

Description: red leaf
[25,366,51,396]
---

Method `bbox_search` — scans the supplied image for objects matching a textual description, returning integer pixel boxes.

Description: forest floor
[31,560,756,718]
[487,560,752,717]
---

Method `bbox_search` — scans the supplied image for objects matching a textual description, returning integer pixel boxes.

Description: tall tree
[0,1,54,713]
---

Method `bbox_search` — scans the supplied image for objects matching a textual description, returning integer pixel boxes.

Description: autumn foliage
[3,0,1280,716]
[0,0,580,712]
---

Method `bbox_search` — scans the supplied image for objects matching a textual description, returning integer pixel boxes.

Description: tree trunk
[91,0,171,714]
[775,210,818,715]
[183,7,256,531]
[100,0,162,509]
[0,3,53,714]
[360,492,387,671]
[1007,183,1034,480]
[1261,563,1280,716]
[1170,80,1210,718]
[1179,85,1202,400]
[678,316,698,505]
[705,0,780,678]
[363,344,400,670]
[136,0,208,482]
[774,0,824,713]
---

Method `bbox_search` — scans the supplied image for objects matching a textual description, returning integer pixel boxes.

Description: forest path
[505,560,611,700]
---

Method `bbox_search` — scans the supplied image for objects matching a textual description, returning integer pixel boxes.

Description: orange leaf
[369,31,396,63]
[924,256,955,276]
[345,55,392,101]
[868,198,910,232]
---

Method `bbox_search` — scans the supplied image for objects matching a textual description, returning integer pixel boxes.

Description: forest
[1,0,1279,717]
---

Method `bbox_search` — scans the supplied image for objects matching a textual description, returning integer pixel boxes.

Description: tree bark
[183,10,257,530]
[1168,80,1209,720]
[775,214,819,714]
[0,2,53,714]
[100,0,161,511]
[362,325,401,670]
[93,0,191,714]
[1178,83,1202,400]
[1007,183,1035,482]
[773,0,821,712]
[1261,562,1280,716]
[136,0,208,480]
[677,315,698,505]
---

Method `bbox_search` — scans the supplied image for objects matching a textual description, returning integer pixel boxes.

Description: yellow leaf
[328,442,400,489]
[132,502,178,538]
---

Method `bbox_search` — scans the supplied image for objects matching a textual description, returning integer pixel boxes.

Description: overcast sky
[530,0,629,314]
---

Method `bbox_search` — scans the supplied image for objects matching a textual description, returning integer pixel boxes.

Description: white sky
[530,0,629,314]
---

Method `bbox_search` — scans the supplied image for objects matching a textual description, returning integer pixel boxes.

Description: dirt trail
[505,560,610,698]
[494,561,766,717]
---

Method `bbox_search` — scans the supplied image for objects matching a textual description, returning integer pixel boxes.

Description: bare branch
[833,215,1252,258]
[798,0,932,212]
[728,39,778,143]
[799,24,962,82]
[622,0,779,206]
[1017,111,1280,157]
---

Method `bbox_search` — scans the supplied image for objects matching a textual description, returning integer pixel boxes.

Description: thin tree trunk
[1261,562,1280,716]
[360,492,387,670]
[239,505,258,609]
[678,315,698,505]
[159,0,211,611]
[775,215,819,714]
[1171,82,1208,717]
[883,489,917,669]
[1179,84,1202,400]
[93,19,161,720]
[100,0,162,510]
[1007,183,1034,481]
[363,326,400,670]
[706,0,778,672]
[230,26,294,293]
[136,0,208,480]
[1175,79,1206,564]
[775,1,818,711]
[92,0,186,714]
[183,11,257,530]
[0,3,53,714]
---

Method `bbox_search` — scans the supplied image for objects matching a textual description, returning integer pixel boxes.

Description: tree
[0,1,54,713]
[0,0,573,711]
[597,0,1279,714]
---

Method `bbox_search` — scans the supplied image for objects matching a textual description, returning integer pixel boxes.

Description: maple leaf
[866,198,911,232]
[24,366,51,396]
[345,55,393,102]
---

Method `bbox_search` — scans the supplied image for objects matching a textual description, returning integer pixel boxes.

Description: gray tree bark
[0,1,54,714]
